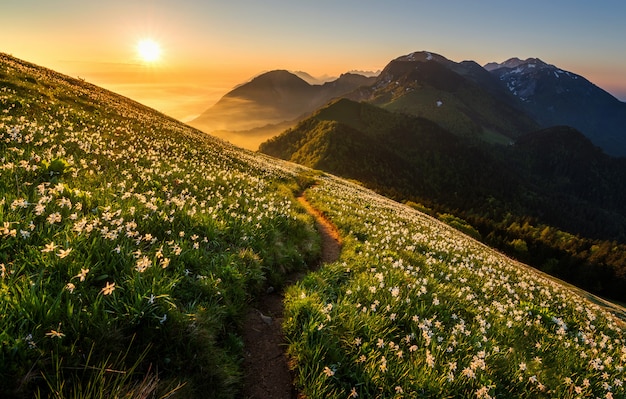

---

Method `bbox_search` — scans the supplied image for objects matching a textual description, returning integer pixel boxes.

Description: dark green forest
[260,99,626,303]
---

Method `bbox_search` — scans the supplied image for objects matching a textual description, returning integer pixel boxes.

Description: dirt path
[241,193,342,399]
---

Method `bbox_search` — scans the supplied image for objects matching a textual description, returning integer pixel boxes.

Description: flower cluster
[0,53,316,396]
[285,177,626,398]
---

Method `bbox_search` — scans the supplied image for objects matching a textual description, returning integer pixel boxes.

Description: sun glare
[137,39,162,63]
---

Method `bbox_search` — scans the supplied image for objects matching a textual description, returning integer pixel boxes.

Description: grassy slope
[260,99,626,303]
[0,54,320,398]
[1,54,625,399]
[365,59,538,143]
[285,177,626,398]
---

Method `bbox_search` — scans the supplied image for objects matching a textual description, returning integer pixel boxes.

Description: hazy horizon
[3,0,626,120]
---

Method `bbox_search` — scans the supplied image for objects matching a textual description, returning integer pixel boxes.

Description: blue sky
[2,0,625,119]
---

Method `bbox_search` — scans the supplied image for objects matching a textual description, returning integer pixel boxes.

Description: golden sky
[2,1,626,120]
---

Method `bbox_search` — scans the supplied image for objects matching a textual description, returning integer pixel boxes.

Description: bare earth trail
[241,192,342,399]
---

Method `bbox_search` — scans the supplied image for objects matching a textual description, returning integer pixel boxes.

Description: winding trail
[241,192,342,399]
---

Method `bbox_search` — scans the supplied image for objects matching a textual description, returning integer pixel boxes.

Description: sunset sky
[2,0,626,121]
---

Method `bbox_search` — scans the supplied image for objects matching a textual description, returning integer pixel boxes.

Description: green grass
[284,178,626,398]
[0,54,319,398]
[2,53,626,399]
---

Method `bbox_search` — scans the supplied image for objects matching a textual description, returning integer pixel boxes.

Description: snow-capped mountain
[487,58,578,101]
[344,51,539,142]
[486,58,626,157]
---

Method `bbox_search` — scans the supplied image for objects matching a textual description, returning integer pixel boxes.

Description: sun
[136,39,162,63]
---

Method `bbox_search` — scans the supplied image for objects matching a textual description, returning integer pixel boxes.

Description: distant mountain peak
[484,56,626,156]
[246,70,309,87]
[394,51,448,63]
[484,57,550,72]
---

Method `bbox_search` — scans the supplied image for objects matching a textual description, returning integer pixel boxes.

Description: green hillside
[286,177,626,398]
[0,54,320,398]
[350,54,539,143]
[259,99,626,302]
[2,54,626,399]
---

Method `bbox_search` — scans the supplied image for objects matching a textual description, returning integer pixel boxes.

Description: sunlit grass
[2,53,625,399]
[0,54,319,398]
[285,178,626,398]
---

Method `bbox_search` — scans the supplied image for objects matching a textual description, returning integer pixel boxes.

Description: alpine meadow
[2,48,626,399]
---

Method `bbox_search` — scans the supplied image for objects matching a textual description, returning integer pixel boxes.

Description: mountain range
[259,97,626,301]
[345,51,539,144]
[260,97,626,238]
[486,57,626,157]
[193,50,626,299]
[189,70,375,149]
[192,50,626,157]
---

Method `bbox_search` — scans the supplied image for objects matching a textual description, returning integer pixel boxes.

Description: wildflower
[379,356,388,372]
[45,329,65,338]
[101,281,115,295]
[353,337,362,346]
[10,198,28,210]
[57,248,72,258]
[395,386,403,394]
[25,333,37,349]
[57,197,72,208]
[41,241,57,253]
[519,362,527,371]
[323,366,334,377]
[46,212,62,224]
[65,283,75,293]
[425,350,435,368]
[135,256,151,272]
[75,268,89,281]
[348,387,358,398]
[160,257,170,268]
[462,367,476,379]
